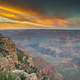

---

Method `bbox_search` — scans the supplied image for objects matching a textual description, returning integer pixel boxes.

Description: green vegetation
[25,66,39,74]
[42,76,49,80]
[0,42,4,49]
[0,72,17,80]
[0,71,28,80]
[17,49,28,64]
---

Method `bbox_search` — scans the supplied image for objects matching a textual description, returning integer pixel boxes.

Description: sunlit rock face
[0,34,18,71]
[12,70,38,80]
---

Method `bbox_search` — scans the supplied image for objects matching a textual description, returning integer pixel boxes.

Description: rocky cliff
[0,34,18,71]
[0,33,64,80]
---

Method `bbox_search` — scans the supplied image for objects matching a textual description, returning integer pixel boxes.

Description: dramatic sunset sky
[0,0,80,29]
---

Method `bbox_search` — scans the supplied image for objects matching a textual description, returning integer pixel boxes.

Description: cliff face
[0,34,64,80]
[0,34,18,71]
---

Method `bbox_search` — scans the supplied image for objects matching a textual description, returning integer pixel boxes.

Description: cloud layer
[0,4,80,29]
[0,5,78,29]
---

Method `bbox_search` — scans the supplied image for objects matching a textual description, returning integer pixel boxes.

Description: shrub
[0,72,17,80]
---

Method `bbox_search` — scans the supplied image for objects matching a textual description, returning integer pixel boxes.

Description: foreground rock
[12,70,38,80]
[0,34,18,71]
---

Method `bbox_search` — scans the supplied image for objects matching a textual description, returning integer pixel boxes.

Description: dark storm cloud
[0,0,80,18]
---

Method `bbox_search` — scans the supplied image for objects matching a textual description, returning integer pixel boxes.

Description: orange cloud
[35,18,69,27]
[0,12,16,19]
[0,5,70,29]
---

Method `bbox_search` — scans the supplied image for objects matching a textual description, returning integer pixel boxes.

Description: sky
[0,0,80,29]
[0,0,80,18]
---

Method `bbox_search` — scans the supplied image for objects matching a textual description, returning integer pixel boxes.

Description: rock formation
[0,33,64,80]
[0,34,18,71]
